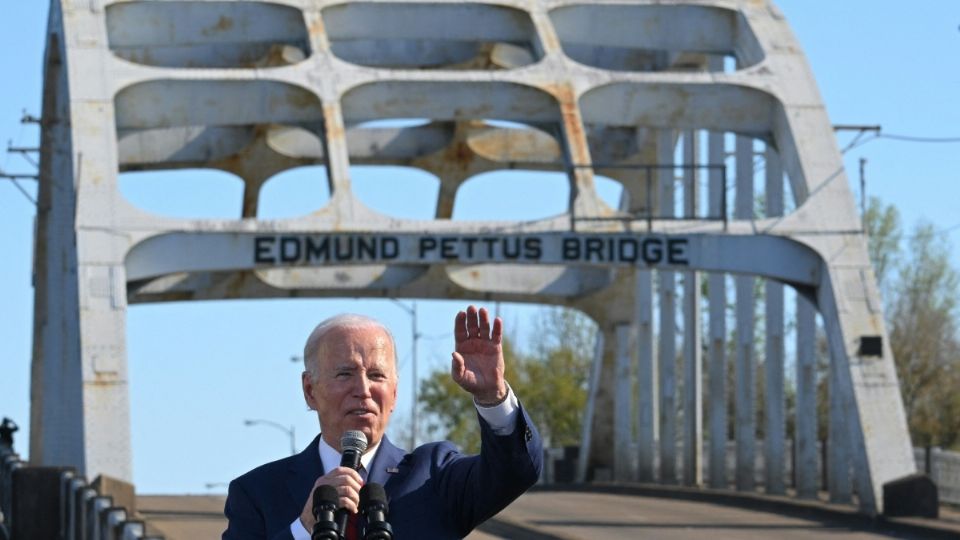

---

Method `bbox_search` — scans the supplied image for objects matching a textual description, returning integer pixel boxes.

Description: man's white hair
[302,313,398,379]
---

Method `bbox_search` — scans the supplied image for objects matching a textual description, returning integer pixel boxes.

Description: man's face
[302,325,398,452]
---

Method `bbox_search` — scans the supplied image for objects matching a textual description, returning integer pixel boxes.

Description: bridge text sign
[252,233,691,267]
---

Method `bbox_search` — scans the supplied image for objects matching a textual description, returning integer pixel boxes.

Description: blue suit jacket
[222,407,542,539]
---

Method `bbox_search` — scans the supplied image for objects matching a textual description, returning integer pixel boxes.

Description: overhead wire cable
[2,176,37,205]
[1,114,38,205]
[878,133,960,143]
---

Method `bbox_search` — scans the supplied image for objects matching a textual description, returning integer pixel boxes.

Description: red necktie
[346,469,366,540]
[346,511,360,540]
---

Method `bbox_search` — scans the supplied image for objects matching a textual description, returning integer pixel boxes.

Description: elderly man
[223,305,542,539]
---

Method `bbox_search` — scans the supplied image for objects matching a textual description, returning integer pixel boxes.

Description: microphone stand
[360,483,393,540]
[311,485,340,540]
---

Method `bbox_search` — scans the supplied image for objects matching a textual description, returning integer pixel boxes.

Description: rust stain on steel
[533,13,561,53]
[308,13,326,37]
[117,47,156,66]
[225,272,254,299]
[468,103,495,119]
[323,104,345,141]
[435,187,456,219]
[202,15,235,36]
[241,183,259,218]
[283,88,320,110]
[242,44,306,69]
[218,151,245,176]
[89,374,121,386]
[443,140,475,170]
[467,126,561,163]
[549,83,591,164]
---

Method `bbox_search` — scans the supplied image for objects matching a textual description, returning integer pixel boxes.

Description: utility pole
[832,124,881,133]
[411,301,418,451]
[2,120,40,204]
[831,124,878,223]
[391,299,420,450]
[859,157,867,219]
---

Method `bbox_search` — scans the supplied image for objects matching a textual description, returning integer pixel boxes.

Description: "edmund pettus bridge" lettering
[253,234,690,266]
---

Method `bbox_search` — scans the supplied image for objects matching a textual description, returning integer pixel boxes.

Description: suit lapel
[367,436,407,487]
[286,434,407,503]
[287,434,324,505]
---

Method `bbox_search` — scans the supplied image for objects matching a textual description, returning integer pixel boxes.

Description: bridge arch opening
[452,170,570,222]
[257,166,331,219]
[549,4,762,72]
[106,1,311,69]
[322,2,543,70]
[118,168,245,220]
[350,165,440,220]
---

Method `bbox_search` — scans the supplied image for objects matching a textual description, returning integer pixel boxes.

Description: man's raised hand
[451,305,507,405]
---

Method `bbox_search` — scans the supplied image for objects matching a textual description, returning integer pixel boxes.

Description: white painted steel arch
[33,0,913,514]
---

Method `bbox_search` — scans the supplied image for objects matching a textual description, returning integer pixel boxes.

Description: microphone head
[360,482,389,513]
[340,430,368,454]
[313,484,338,508]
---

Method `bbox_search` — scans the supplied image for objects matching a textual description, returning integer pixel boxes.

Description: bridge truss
[33,0,915,514]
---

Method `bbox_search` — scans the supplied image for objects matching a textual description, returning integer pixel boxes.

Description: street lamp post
[391,299,419,451]
[243,419,296,455]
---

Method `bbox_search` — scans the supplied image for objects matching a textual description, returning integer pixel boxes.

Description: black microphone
[359,483,393,540]
[335,430,368,538]
[311,485,339,540]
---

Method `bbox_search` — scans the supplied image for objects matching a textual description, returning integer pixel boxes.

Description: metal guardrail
[915,447,960,506]
[0,417,162,540]
[543,441,955,509]
[0,452,17,539]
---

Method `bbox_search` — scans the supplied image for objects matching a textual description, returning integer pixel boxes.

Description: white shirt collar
[318,435,380,476]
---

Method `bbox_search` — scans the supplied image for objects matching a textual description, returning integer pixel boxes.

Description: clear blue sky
[1,1,958,493]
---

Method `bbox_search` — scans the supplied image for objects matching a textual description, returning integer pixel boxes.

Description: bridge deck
[136,489,960,539]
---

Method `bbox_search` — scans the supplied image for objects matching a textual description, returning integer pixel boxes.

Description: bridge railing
[0,418,161,540]
[542,441,957,507]
[916,447,960,505]
[569,162,729,229]
[500,161,730,229]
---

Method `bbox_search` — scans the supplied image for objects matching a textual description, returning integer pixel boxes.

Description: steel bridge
[31,0,927,518]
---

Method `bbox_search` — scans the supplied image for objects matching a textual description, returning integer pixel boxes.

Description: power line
[935,222,960,235]
[1,176,37,205]
[20,110,40,125]
[838,131,960,153]
[7,142,39,168]
[878,133,960,143]
[833,122,960,154]
[885,221,960,245]
[0,168,37,180]
[4,109,40,206]
[1,124,39,207]
[907,221,960,239]
[841,133,878,153]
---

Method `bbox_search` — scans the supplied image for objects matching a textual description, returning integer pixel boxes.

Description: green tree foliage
[888,224,960,447]
[863,197,902,293]
[863,197,960,449]
[418,307,595,453]
[514,345,590,448]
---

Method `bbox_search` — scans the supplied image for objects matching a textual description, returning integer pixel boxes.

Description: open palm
[452,305,506,404]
